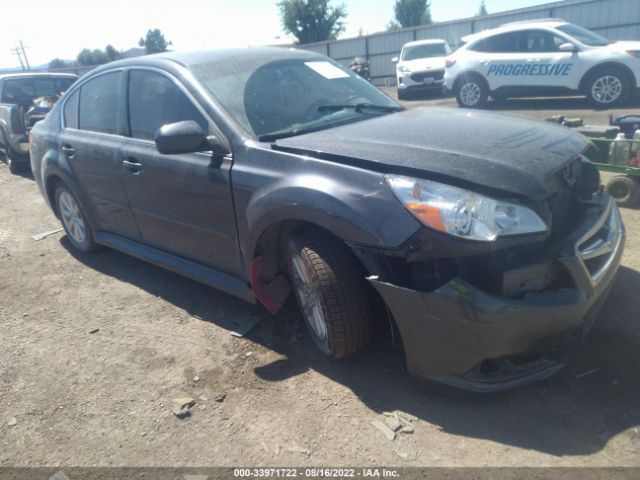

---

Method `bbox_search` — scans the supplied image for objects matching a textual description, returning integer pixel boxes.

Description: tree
[105,44,120,61]
[477,0,488,16]
[386,20,402,31]
[278,0,347,44]
[138,29,172,54]
[76,48,94,66]
[393,0,431,28]
[76,48,109,66]
[49,58,67,69]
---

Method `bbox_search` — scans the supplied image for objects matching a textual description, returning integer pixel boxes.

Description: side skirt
[94,231,255,303]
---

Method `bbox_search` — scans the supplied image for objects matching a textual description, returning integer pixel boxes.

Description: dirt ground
[1,96,640,468]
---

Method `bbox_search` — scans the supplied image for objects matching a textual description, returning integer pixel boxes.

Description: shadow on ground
[62,237,640,458]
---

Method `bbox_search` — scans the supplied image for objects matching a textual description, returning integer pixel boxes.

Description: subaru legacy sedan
[29,47,624,392]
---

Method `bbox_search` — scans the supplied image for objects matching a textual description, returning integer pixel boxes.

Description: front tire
[286,229,372,359]
[455,74,488,108]
[606,175,640,207]
[585,68,631,108]
[55,183,100,253]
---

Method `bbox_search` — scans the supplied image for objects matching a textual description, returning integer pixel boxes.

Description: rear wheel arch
[579,62,636,92]
[44,174,96,230]
[453,71,490,92]
[453,71,490,108]
[45,174,64,215]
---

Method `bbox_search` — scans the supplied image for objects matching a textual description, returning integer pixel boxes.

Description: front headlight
[398,65,411,73]
[386,175,548,242]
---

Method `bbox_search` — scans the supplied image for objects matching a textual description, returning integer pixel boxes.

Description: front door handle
[122,158,143,173]
[61,145,75,157]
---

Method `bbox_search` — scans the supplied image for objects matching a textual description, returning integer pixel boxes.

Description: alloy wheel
[290,253,328,341]
[460,82,481,106]
[59,191,87,245]
[591,75,622,104]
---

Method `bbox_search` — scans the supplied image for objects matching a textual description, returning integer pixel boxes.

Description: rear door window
[470,32,524,53]
[79,71,123,135]
[63,89,80,129]
[128,70,209,141]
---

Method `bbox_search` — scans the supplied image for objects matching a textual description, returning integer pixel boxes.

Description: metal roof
[0,72,78,80]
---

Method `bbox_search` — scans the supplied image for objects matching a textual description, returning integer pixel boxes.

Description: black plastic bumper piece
[369,195,624,393]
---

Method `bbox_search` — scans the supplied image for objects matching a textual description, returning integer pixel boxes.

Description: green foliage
[386,20,402,31]
[477,0,488,16]
[138,29,172,54]
[76,48,106,66]
[105,44,120,61]
[278,0,347,44]
[48,58,67,69]
[393,0,431,28]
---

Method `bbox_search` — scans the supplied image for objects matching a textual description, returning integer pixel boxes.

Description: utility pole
[10,46,25,71]
[19,41,30,71]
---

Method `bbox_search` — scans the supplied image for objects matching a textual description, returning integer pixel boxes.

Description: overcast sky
[0,0,552,68]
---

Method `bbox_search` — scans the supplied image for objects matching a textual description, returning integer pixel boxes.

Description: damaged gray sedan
[30,47,624,392]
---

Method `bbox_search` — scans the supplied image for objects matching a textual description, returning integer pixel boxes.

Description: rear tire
[455,74,488,108]
[585,67,631,108]
[286,229,372,359]
[55,183,100,253]
[0,129,24,174]
[606,175,640,207]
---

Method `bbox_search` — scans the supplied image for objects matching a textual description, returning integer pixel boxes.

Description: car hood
[399,57,446,72]
[274,107,589,199]
[606,40,640,51]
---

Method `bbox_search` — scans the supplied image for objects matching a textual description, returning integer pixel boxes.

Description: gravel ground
[1,97,640,468]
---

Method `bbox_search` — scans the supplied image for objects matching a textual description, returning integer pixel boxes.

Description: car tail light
[627,50,640,58]
[445,58,456,68]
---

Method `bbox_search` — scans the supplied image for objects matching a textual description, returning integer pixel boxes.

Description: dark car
[0,72,77,173]
[29,47,624,392]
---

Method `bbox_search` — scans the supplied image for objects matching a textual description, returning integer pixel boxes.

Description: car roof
[460,20,568,44]
[90,46,326,73]
[0,72,78,80]
[402,39,448,48]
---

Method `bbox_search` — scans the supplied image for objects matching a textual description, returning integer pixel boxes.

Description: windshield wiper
[258,125,333,142]
[317,103,404,113]
[257,104,404,142]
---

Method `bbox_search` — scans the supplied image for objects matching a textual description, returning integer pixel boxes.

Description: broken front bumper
[370,195,624,392]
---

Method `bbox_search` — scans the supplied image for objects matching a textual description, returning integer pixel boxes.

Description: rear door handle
[61,145,75,157]
[122,158,143,173]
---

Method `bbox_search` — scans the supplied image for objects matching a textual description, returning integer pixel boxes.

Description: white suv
[393,39,451,100]
[444,20,640,108]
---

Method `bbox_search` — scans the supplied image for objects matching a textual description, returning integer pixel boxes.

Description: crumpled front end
[364,189,624,392]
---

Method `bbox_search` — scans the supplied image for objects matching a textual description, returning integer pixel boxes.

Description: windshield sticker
[487,63,573,76]
[305,61,350,79]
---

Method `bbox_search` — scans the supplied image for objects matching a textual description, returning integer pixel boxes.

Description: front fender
[246,181,381,246]
[235,146,421,271]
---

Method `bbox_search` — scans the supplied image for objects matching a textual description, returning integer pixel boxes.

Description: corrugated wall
[301,0,640,84]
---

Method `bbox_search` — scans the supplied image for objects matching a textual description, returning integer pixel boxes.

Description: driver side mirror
[155,120,230,156]
[559,42,578,52]
[391,56,399,63]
